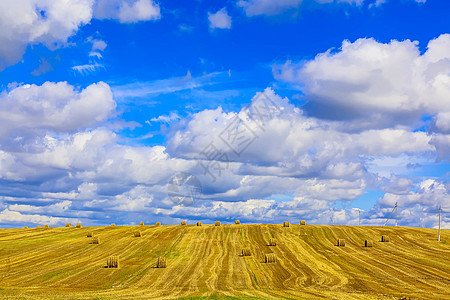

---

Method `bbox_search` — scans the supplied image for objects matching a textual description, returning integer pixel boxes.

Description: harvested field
[0,225,448,299]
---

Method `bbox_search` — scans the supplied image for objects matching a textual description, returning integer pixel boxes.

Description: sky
[0,0,449,228]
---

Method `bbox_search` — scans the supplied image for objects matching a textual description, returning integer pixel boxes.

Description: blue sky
[0,0,448,228]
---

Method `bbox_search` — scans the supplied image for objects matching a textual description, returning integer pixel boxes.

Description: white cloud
[434,112,450,133]
[0,82,116,145]
[72,62,105,75]
[273,34,450,130]
[72,37,107,75]
[208,8,232,30]
[112,71,227,100]
[375,179,449,228]
[94,0,160,23]
[0,0,94,70]
[0,0,162,71]
[91,39,107,52]
[0,209,76,226]
[237,0,393,17]
[237,0,303,17]
[149,112,181,123]
[0,81,446,228]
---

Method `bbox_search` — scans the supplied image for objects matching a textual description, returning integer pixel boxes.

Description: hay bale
[36,225,42,228]
[156,222,161,226]
[23,226,28,229]
[264,253,276,263]
[44,224,49,229]
[337,239,345,246]
[76,223,82,228]
[235,220,240,225]
[134,231,142,237]
[107,256,119,268]
[181,221,186,225]
[92,237,100,244]
[65,223,71,227]
[300,220,306,225]
[365,240,373,247]
[139,222,144,226]
[197,222,202,226]
[111,223,116,227]
[215,221,221,226]
[157,256,167,268]
[269,238,277,246]
[87,232,94,237]
[241,248,251,256]
[283,221,290,227]
[381,235,390,242]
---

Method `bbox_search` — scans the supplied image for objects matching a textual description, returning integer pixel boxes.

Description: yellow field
[0,224,448,299]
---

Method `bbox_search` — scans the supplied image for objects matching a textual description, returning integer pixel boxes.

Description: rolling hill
[0,224,448,299]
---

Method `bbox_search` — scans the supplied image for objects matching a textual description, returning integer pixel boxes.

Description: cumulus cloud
[0,79,446,228]
[0,82,115,144]
[208,8,232,30]
[0,209,76,226]
[94,0,161,23]
[167,88,434,178]
[375,179,449,228]
[433,112,450,133]
[0,0,162,71]
[273,34,450,130]
[0,0,94,70]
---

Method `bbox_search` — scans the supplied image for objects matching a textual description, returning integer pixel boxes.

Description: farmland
[0,224,448,299]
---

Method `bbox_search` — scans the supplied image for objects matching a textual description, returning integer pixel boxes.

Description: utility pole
[358,210,361,226]
[395,202,398,227]
[438,206,441,242]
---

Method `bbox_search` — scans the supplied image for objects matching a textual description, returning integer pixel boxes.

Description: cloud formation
[273,34,450,130]
[0,0,161,71]
[93,0,161,23]
[0,0,93,70]
[208,8,232,30]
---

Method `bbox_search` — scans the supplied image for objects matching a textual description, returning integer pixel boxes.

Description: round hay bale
[44,224,49,229]
[269,238,277,246]
[283,221,290,227]
[215,221,221,226]
[111,223,116,227]
[36,225,42,228]
[76,223,82,228]
[156,222,161,226]
[139,222,144,226]
[300,220,306,225]
[92,237,100,244]
[87,232,94,238]
[23,226,28,229]
[197,222,202,226]
[365,240,373,247]
[235,220,240,225]
[381,235,390,242]
[157,256,167,268]
[134,231,142,237]
[241,248,251,256]
[264,253,276,263]
[181,221,186,225]
[65,223,71,227]
[107,256,119,268]
[337,239,345,246]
